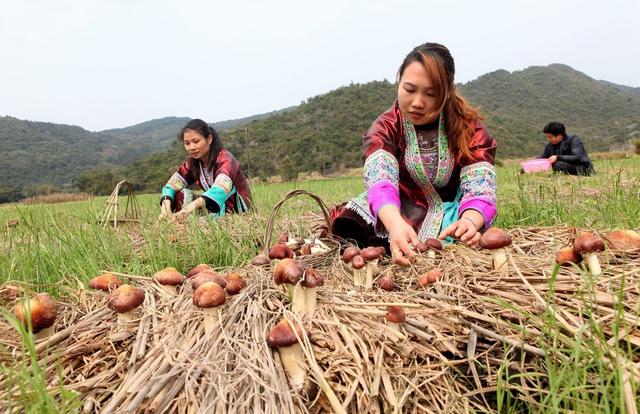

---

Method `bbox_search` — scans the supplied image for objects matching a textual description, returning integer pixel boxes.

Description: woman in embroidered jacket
[331,43,497,264]
[159,119,251,219]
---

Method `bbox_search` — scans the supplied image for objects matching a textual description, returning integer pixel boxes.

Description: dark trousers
[553,161,594,176]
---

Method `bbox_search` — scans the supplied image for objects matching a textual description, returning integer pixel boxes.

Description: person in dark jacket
[540,122,595,176]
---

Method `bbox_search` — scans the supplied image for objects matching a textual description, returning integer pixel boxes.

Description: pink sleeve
[368,181,401,216]
[459,199,497,229]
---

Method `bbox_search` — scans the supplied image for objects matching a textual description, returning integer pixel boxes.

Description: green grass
[1,157,639,412]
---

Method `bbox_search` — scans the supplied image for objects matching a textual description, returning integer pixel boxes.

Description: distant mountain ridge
[1,64,639,200]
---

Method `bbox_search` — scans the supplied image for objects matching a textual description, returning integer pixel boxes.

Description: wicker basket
[262,189,341,268]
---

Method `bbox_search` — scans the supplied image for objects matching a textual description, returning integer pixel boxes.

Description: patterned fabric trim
[167,173,188,193]
[213,173,233,195]
[459,161,497,205]
[345,192,390,238]
[198,162,213,191]
[364,149,399,190]
[401,113,453,239]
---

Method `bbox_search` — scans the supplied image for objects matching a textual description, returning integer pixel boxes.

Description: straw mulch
[1,226,639,413]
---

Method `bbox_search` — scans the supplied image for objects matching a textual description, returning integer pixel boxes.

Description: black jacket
[540,133,595,172]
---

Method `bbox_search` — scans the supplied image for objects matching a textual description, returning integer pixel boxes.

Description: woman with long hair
[159,119,251,219]
[331,42,497,263]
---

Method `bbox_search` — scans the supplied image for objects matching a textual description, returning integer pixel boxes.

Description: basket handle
[263,189,333,253]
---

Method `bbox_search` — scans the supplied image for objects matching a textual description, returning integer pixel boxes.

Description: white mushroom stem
[159,285,178,296]
[387,321,401,332]
[365,260,379,289]
[118,311,137,325]
[492,249,508,271]
[278,343,307,391]
[304,287,317,316]
[585,253,602,276]
[203,307,219,336]
[291,284,307,316]
[427,250,436,260]
[353,268,365,287]
[34,326,55,341]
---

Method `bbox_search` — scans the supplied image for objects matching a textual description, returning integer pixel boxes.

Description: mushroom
[418,268,443,287]
[299,244,312,256]
[13,293,57,340]
[187,264,211,278]
[425,238,443,260]
[251,254,271,266]
[193,281,226,335]
[88,273,123,292]
[107,284,145,325]
[341,246,362,285]
[385,306,406,332]
[301,268,324,316]
[351,255,366,287]
[191,270,227,291]
[273,258,305,312]
[225,272,246,295]
[375,275,396,291]
[573,232,605,276]
[153,267,185,295]
[268,244,295,261]
[604,229,640,253]
[361,247,382,289]
[555,246,583,267]
[479,228,512,271]
[266,319,307,391]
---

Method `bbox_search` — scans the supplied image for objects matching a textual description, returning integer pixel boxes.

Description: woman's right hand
[377,205,419,266]
[159,199,172,219]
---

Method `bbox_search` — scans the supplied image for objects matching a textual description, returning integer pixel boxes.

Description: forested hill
[118,64,640,191]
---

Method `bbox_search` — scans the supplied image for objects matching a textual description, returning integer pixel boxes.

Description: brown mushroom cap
[299,244,312,256]
[479,228,512,250]
[351,255,366,270]
[108,285,145,313]
[277,232,289,244]
[193,281,226,308]
[302,268,325,288]
[268,243,295,260]
[191,270,227,290]
[604,230,640,252]
[555,247,582,266]
[153,267,185,286]
[376,246,387,257]
[273,258,304,285]
[376,275,396,291]
[88,273,123,291]
[251,254,271,266]
[426,238,443,251]
[418,269,443,287]
[266,319,304,348]
[187,264,211,278]
[225,272,246,295]
[13,293,57,333]
[386,306,406,323]
[341,246,361,263]
[573,232,605,254]
[361,246,381,261]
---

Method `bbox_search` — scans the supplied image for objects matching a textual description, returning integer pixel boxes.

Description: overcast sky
[1,0,638,131]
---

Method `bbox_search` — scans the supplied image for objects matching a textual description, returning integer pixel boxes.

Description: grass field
[1,157,639,412]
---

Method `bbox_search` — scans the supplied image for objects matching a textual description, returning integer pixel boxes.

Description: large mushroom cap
[268,244,295,260]
[193,282,226,308]
[108,285,145,313]
[386,306,406,323]
[187,264,211,278]
[341,246,361,263]
[604,229,640,252]
[153,267,185,286]
[418,269,443,287]
[375,246,387,257]
[13,293,57,333]
[273,258,304,285]
[266,319,304,348]
[251,254,271,266]
[351,255,366,270]
[479,228,512,250]
[191,270,227,290]
[225,272,247,295]
[414,241,429,253]
[573,232,605,254]
[555,246,582,266]
[302,268,325,288]
[376,275,396,291]
[361,246,381,261]
[88,273,123,291]
[426,238,443,251]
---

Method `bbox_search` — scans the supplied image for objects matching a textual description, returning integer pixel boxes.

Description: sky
[1,0,638,131]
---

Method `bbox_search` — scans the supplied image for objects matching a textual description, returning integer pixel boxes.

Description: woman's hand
[439,210,484,247]
[158,199,172,220]
[377,205,419,265]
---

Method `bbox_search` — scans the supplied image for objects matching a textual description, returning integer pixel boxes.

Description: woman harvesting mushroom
[330,42,497,263]
[159,119,252,220]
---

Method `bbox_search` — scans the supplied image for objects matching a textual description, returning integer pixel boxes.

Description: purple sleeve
[368,180,401,217]
[459,199,497,229]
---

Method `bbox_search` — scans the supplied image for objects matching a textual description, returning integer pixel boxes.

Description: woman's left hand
[439,212,484,247]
